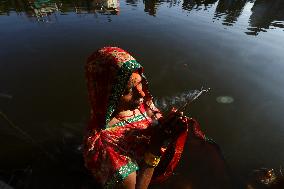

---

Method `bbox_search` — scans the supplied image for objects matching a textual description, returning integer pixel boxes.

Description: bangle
[144,152,161,167]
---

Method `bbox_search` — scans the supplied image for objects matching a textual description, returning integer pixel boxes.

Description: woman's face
[119,72,146,110]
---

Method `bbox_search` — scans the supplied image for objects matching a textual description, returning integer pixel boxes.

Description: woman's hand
[159,108,188,138]
[148,108,188,155]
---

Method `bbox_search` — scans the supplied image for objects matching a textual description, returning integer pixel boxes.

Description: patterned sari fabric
[83,47,211,188]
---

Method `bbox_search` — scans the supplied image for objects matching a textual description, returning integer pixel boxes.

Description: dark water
[0,0,284,188]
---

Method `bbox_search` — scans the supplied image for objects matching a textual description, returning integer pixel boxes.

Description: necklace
[116,110,135,119]
[138,107,151,124]
[115,106,151,126]
[116,116,133,125]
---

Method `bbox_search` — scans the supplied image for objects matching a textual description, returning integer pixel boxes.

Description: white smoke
[153,89,201,112]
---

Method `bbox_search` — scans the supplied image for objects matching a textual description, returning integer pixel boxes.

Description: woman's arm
[137,102,187,189]
[135,101,164,189]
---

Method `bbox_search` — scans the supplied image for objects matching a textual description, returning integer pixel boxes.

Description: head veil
[85,47,152,130]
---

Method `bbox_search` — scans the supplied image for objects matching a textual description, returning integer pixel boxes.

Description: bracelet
[144,152,161,167]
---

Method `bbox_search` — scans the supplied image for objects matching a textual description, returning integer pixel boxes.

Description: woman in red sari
[83,47,208,189]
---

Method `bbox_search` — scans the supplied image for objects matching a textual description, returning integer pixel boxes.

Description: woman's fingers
[171,107,177,112]
[162,112,188,127]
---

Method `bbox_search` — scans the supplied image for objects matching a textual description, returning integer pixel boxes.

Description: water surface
[1,0,284,188]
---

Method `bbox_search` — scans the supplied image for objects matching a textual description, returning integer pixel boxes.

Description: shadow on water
[1,106,283,188]
[0,113,101,189]
[0,111,233,189]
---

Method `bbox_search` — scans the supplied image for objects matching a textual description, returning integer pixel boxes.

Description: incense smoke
[153,89,201,112]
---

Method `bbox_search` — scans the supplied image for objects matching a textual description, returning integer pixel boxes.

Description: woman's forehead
[128,72,142,86]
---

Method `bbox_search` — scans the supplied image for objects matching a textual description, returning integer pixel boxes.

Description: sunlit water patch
[216,96,234,104]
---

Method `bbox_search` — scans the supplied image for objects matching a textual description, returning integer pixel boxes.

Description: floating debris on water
[216,96,234,104]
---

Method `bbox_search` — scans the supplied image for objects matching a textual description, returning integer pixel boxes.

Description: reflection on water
[182,0,217,12]
[0,0,119,22]
[0,0,283,34]
[214,0,248,26]
[29,0,59,22]
[144,0,158,16]
[248,0,284,35]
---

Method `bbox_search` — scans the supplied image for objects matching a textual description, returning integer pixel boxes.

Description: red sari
[83,47,212,188]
